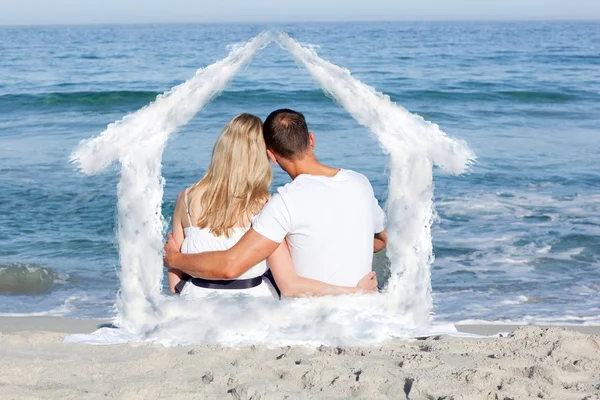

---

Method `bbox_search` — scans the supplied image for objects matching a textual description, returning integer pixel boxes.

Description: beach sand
[1,317,599,399]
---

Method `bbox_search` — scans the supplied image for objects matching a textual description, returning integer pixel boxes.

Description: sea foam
[70,32,475,346]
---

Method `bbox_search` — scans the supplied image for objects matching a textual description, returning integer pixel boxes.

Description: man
[164,109,387,296]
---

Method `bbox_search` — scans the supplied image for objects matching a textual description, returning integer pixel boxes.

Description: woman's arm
[168,191,187,294]
[267,240,377,297]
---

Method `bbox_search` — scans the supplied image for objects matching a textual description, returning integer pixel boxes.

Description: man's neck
[281,156,340,180]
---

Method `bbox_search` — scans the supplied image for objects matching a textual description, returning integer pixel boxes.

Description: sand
[0,317,599,399]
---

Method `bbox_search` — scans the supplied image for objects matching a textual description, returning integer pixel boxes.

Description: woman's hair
[187,113,272,237]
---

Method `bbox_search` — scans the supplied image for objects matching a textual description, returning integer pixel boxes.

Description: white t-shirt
[252,169,386,287]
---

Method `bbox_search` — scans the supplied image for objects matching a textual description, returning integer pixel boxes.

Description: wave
[498,90,577,102]
[0,294,93,317]
[0,89,329,111]
[0,91,160,109]
[399,89,588,103]
[2,87,594,112]
[0,263,67,296]
[218,88,327,103]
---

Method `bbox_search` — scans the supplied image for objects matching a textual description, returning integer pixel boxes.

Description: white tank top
[180,227,268,279]
[180,190,268,280]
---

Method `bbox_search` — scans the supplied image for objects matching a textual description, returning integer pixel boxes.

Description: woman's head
[189,113,272,237]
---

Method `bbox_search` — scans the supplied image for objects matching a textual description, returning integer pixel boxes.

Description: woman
[168,113,376,298]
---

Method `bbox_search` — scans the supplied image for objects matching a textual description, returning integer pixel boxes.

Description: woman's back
[168,113,274,297]
[181,199,268,280]
[176,186,274,299]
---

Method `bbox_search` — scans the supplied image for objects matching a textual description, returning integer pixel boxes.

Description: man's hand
[163,232,182,270]
[374,230,387,253]
[356,271,378,292]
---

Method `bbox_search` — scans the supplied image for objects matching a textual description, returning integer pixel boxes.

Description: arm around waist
[164,228,280,279]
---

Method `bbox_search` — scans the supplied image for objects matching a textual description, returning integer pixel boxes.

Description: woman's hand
[356,271,378,292]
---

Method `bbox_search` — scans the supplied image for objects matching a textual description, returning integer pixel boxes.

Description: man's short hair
[263,109,310,160]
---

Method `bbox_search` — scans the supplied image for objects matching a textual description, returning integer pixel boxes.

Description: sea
[0,21,599,326]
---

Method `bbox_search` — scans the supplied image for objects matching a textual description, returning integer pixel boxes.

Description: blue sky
[1,0,599,25]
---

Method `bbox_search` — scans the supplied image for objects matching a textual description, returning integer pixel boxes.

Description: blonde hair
[187,113,272,237]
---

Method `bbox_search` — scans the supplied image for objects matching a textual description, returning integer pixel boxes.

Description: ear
[308,132,316,150]
[266,149,279,165]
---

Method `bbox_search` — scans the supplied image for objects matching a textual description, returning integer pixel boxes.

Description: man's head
[263,109,314,162]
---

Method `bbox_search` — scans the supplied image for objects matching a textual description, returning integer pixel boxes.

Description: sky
[0,0,599,25]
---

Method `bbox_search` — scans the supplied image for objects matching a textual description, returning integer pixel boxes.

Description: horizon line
[1,18,599,28]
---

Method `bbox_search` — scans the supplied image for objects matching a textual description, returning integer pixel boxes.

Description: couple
[163,109,387,299]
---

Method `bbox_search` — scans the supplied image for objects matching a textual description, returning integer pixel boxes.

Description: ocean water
[1,22,599,325]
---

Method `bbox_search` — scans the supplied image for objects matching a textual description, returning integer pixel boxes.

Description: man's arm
[164,228,280,279]
[267,240,377,297]
[371,191,387,253]
[374,230,387,253]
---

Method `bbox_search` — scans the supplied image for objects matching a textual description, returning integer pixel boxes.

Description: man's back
[163,109,384,295]
[253,169,386,286]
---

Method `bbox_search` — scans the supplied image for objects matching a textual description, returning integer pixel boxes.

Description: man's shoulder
[339,169,373,189]
[273,169,372,197]
[273,178,305,200]
[340,169,369,181]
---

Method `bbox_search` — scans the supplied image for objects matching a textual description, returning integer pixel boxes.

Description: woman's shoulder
[184,184,209,219]
[174,186,193,214]
[175,189,190,209]
[178,184,204,203]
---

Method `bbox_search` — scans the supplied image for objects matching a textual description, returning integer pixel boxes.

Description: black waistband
[263,269,281,299]
[179,275,264,291]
